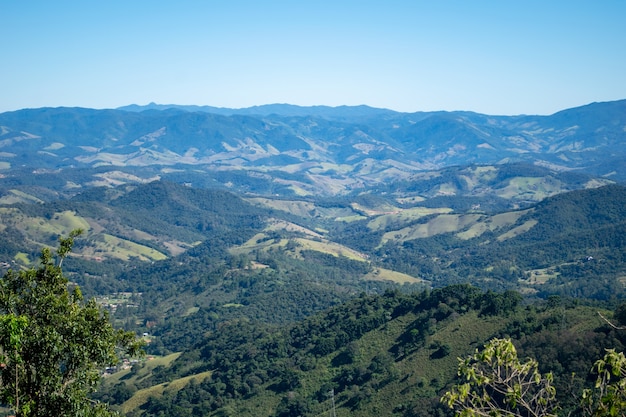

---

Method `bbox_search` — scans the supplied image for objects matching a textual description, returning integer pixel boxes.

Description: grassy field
[0,189,44,204]
[367,207,452,232]
[380,213,482,245]
[0,207,172,263]
[98,234,167,261]
[292,237,368,261]
[232,219,368,262]
[496,219,538,241]
[522,267,560,284]
[104,353,182,388]
[120,371,213,414]
[456,210,529,240]
[0,208,91,247]
[351,201,400,216]
[106,352,212,414]
[14,252,31,265]
[497,177,562,201]
[376,207,537,245]
[364,267,426,284]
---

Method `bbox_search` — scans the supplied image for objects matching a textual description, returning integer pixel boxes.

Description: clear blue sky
[2,1,625,115]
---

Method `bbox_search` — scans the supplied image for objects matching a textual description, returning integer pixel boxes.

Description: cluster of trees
[116,243,386,354]
[105,181,268,248]
[0,231,142,416]
[109,285,528,416]
[4,230,626,417]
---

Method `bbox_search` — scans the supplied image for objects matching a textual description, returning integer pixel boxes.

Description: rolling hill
[0,100,625,196]
[1,180,625,347]
[98,285,625,417]
[0,100,626,416]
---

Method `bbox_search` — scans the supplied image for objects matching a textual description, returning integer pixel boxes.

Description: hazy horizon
[5,98,615,118]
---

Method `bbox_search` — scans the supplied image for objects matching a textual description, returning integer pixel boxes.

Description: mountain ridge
[1,99,625,196]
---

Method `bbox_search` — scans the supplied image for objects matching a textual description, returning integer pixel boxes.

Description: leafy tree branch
[0,229,143,417]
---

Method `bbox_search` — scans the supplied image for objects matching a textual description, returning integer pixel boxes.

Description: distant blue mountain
[0,99,624,195]
[117,102,398,120]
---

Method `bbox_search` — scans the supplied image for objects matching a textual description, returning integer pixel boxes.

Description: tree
[613,303,626,327]
[0,230,143,417]
[581,349,626,417]
[442,338,558,417]
[442,338,626,417]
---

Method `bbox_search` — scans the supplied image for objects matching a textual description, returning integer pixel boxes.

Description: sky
[1,1,625,115]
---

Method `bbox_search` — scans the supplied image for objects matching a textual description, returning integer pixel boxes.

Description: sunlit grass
[364,267,425,284]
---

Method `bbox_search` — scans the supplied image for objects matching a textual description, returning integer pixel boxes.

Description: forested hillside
[1,180,625,347]
[0,178,623,328]
[0,155,624,416]
[373,184,626,299]
[96,285,625,417]
[83,181,626,416]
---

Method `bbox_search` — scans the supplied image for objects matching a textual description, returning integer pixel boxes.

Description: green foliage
[614,304,626,326]
[109,181,267,245]
[114,285,525,416]
[582,349,626,417]
[442,338,558,417]
[97,283,626,417]
[1,170,626,416]
[444,338,626,417]
[0,230,143,417]
[378,184,626,300]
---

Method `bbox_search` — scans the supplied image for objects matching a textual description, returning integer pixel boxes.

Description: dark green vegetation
[0,177,623,415]
[1,180,625,334]
[0,231,142,417]
[98,286,626,417]
[0,101,626,415]
[442,337,626,417]
[374,184,626,299]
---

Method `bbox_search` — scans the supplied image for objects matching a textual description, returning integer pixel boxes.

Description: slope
[104,286,624,417]
[372,184,626,299]
[1,99,625,196]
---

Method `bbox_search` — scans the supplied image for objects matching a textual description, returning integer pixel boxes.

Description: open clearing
[364,267,426,284]
[456,210,530,240]
[0,208,170,264]
[381,213,482,244]
[368,207,452,231]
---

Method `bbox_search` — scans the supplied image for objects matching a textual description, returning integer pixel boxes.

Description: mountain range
[1,100,626,416]
[0,99,625,196]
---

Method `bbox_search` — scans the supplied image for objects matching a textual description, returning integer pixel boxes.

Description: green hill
[0,177,625,416]
[370,184,626,299]
[1,103,626,416]
[102,285,624,417]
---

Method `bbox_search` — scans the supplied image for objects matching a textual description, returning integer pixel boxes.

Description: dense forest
[94,285,626,417]
[0,164,625,416]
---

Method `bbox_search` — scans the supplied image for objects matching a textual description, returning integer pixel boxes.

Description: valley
[0,101,625,416]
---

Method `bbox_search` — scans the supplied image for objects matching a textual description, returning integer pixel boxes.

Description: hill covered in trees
[0,180,625,337]
[97,285,625,417]
[0,161,625,415]
[1,99,626,415]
